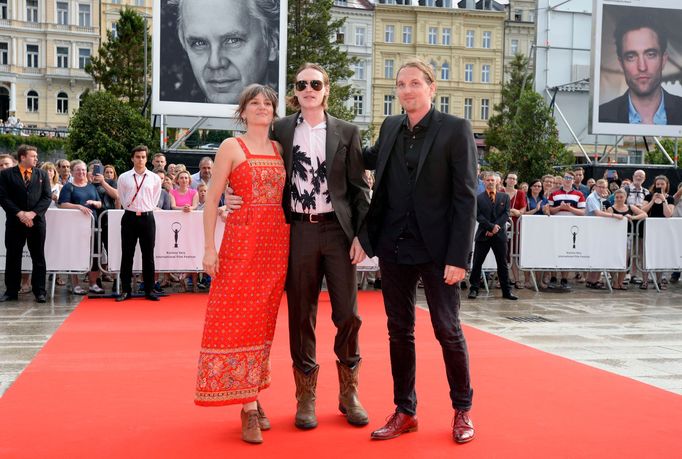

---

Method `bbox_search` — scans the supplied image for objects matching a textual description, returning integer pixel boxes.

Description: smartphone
[93,164,103,176]
[654,187,662,194]
[606,169,616,179]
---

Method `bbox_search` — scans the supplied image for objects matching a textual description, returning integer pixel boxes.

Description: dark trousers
[119,212,155,295]
[286,219,361,374]
[4,221,46,297]
[469,236,511,295]
[379,258,473,415]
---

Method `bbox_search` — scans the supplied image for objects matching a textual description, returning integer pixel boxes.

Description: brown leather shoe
[336,360,369,426]
[240,409,263,444]
[256,401,270,431]
[293,365,319,429]
[452,410,475,443]
[370,411,418,440]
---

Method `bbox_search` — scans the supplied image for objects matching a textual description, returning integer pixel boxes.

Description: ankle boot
[256,400,270,431]
[336,360,369,426]
[293,365,319,429]
[240,409,263,444]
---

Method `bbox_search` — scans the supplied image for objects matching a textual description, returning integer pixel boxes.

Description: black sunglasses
[295,80,324,91]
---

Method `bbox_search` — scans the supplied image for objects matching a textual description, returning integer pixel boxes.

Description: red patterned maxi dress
[195,138,289,406]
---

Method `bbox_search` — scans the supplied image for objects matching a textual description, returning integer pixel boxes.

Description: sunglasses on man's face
[295,80,324,91]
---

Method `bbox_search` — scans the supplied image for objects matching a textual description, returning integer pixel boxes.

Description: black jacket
[0,166,52,225]
[474,191,510,242]
[599,89,682,124]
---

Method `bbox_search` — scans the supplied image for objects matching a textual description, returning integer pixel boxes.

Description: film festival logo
[171,222,182,249]
[570,225,579,249]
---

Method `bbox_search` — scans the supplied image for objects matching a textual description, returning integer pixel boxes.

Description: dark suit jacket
[0,166,52,225]
[475,191,510,243]
[272,112,370,243]
[599,89,682,124]
[360,110,478,269]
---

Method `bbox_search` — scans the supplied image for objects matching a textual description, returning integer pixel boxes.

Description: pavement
[1,276,682,397]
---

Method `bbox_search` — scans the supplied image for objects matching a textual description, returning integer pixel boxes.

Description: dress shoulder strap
[270,141,279,156]
[235,137,252,158]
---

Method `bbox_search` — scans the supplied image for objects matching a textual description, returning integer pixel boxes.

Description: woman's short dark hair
[234,84,279,127]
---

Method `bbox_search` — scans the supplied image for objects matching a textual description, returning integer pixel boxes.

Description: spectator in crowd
[621,178,632,188]
[626,170,649,285]
[167,163,177,178]
[584,179,614,289]
[545,171,586,290]
[56,159,72,185]
[170,170,199,211]
[553,175,563,191]
[519,181,528,194]
[0,153,14,170]
[670,183,682,283]
[58,160,104,295]
[191,157,213,189]
[504,172,526,289]
[103,165,118,182]
[641,175,675,289]
[468,172,517,301]
[586,177,596,191]
[90,161,119,286]
[40,162,61,207]
[476,163,485,194]
[196,183,208,210]
[542,174,554,196]
[524,178,547,288]
[573,167,590,197]
[608,181,620,195]
[154,169,172,210]
[152,153,167,172]
[607,188,647,290]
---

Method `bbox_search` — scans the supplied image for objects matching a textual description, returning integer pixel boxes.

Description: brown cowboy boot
[240,409,263,444]
[256,400,270,431]
[337,360,369,426]
[293,365,319,429]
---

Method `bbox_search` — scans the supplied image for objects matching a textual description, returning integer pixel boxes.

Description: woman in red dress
[196,85,289,444]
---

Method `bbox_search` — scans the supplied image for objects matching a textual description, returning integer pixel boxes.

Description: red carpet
[1,291,681,458]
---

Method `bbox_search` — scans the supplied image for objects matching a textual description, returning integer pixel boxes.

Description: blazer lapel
[325,115,340,175]
[280,115,298,178]
[374,116,403,189]
[415,110,443,180]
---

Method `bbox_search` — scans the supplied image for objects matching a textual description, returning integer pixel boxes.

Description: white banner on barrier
[0,208,93,272]
[519,215,628,270]
[107,210,225,272]
[643,218,682,270]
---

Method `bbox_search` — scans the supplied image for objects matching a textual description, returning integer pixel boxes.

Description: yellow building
[100,0,151,44]
[372,3,505,137]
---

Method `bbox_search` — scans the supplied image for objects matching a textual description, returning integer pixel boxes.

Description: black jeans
[4,221,46,297]
[469,235,511,295]
[119,212,156,295]
[379,258,473,415]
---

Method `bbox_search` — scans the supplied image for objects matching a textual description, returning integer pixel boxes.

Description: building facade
[100,0,151,44]
[372,1,505,138]
[332,0,375,134]
[504,0,536,81]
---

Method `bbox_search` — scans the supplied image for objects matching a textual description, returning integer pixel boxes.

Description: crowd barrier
[2,209,682,297]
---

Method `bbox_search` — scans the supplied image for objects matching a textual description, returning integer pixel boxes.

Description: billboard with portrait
[152,0,287,118]
[590,0,682,137]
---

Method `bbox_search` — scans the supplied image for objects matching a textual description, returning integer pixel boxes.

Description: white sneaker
[72,286,87,295]
[88,285,105,294]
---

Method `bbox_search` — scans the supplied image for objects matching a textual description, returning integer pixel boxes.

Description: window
[111,23,118,39]
[481,99,490,120]
[441,62,449,80]
[515,10,523,22]
[440,96,449,114]
[26,0,38,22]
[134,0,144,5]
[1,0,9,20]
[353,95,364,116]
[336,26,345,44]
[482,31,491,49]
[402,26,412,44]
[78,48,91,69]
[383,95,394,116]
[57,92,69,114]
[464,98,472,120]
[428,27,437,45]
[481,64,490,83]
[355,26,365,46]
[354,60,365,80]
[443,0,453,6]
[78,4,91,27]
[424,0,436,5]
[57,2,68,25]
[26,45,39,68]
[464,64,473,82]
[511,39,518,55]
[442,28,451,45]
[466,30,474,48]
[56,47,69,68]
[384,59,394,79]
[27,90,39,112]
[0,42,7,65]
[385,25,395,43]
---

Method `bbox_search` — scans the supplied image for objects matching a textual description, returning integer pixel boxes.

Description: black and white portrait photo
[152,0,285,117]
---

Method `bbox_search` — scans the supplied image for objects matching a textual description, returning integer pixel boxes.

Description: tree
[67,92,154,172]
[647,137,679,165]
[485,54,573,181]
[86,8,150,110]
[288,0,357,120]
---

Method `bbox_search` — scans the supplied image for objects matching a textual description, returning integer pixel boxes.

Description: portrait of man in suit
[360,58,478,443]
[599,14,682,125]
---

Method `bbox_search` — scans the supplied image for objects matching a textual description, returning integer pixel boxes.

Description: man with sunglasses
[226,63,370,430]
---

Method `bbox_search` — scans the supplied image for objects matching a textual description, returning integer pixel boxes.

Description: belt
[125,210,153,217]
[290,211,336,223]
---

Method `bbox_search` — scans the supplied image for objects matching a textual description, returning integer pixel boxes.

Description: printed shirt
[548,188,586,215]
[626,184,649,207]
[289,115,333,214]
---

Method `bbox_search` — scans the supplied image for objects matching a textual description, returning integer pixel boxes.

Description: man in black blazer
[598,15,682,125]
[467,172,517,301]
[359,59,477,444]
[0,145,52,303]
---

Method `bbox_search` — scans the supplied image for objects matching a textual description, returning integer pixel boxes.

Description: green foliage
[86,8,150,110]
[0,134,66,156]
[288,0,357,121]
[66,91,154,172]
[202,130,232,144]
[647,138,679,165]
[485,54,572,181]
